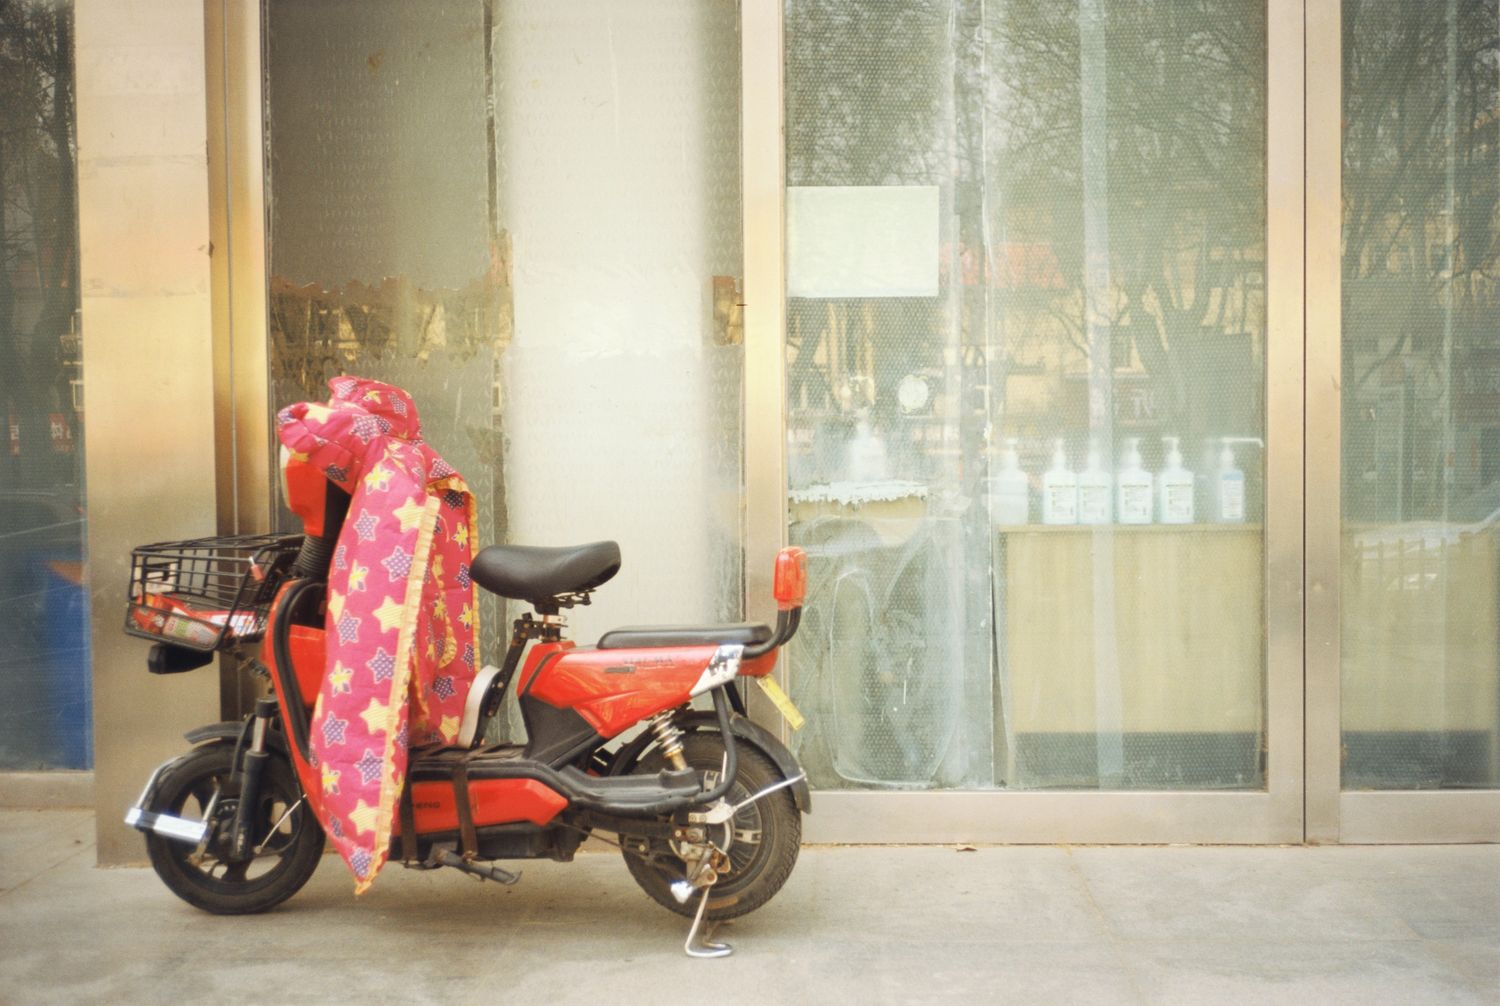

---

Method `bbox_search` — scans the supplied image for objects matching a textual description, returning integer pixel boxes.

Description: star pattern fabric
[277,377,479,892]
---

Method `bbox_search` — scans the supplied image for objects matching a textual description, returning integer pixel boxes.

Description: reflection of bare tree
[785,1,1267,444]
[268,265,512,404]
[0,0,77,485]
[991,1,1266,436]
[1342,1,1499,520]
[785,0,962,425]
[787,2,951,187]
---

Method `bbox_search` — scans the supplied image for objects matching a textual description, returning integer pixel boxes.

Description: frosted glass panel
[783,0,1268,791]
[265,0,743,676]
[494,0,744,639]
[1341,0,1500,790]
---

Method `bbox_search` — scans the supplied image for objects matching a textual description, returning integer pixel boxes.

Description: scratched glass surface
[781,0,1269,790]
[0,0,90,770]
[1341,0,1500,790]
[264,0,744,747]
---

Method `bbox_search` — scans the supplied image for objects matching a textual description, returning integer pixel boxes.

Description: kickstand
[683,886,732,959]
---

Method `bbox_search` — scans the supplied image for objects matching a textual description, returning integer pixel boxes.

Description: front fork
[227,696,280,858]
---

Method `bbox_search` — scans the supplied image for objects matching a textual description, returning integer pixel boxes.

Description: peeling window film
[1341,0,1500,790]
[264,0,745,739]
[782,0,1269,791]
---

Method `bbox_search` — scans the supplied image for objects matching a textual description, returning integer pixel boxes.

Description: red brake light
[773,547,807,610]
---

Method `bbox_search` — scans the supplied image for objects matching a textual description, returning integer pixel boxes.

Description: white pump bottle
[1077,440,1112,524]
[1157,435,1194,524]
[1041,439,1078,525]
[990,437,1030,525]
[1215,438,1245,523]
[1116,437,1153,524]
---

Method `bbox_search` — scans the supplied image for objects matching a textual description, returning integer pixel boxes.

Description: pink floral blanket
[276,377,479,890]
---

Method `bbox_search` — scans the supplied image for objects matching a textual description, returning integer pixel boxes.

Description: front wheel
[143,743,324,914]
[621,731,801,921]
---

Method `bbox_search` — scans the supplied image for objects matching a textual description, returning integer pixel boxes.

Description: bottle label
[1119,484,1151,522]
[1162,483,1194,523]
[1078,485,1110,523]
[1219,476,1245,522]
[1044,486,1077,523]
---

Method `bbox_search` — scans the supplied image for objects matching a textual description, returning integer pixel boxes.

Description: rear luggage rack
[124,533,303,652]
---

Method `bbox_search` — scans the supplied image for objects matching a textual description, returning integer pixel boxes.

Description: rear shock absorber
[648,710,689,772]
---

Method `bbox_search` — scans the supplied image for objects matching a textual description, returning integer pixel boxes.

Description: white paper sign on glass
[786,185,940,298]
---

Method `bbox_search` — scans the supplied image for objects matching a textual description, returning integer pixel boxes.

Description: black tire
[622,731,801,921]
[144,743,324,915]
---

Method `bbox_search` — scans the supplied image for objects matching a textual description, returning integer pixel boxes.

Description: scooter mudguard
[183,720,286,756]
[609,709,812,814]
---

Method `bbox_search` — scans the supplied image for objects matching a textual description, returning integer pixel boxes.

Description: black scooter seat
[471,541,621,603]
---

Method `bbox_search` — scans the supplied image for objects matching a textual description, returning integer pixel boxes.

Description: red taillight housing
[773,547,807,610]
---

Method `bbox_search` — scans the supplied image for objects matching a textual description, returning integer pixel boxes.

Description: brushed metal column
[77,0,220,865]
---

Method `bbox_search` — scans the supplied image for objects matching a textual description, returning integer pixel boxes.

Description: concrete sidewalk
[1,810,1495,1005]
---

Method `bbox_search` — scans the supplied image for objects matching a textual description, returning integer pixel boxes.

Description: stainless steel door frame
[1303,0,1500,844]
[740,0,1307,843]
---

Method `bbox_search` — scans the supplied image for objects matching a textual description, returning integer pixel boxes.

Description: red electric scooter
[123,446,809,958]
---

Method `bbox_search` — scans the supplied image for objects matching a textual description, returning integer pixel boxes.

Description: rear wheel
[144,743,323,914]
[621,731,800,921]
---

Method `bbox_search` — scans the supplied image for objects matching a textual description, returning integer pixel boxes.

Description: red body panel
[521,642,716,738]
[287,624,324,708]
[739,651,777,679]
[283,456,329,536]
[397,778,567,834]
[260,584,325,823]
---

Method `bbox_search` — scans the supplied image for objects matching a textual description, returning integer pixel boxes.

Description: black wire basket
[124,533,304,652]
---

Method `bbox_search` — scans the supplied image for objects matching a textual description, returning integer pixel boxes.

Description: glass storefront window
[783,0,1268,791]
[1341,0,1500,790]
[264,0,745,712]
[0,1,89,770]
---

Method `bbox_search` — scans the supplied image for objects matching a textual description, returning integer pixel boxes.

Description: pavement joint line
[0,838,97,903]
[1061,844,1153,1006]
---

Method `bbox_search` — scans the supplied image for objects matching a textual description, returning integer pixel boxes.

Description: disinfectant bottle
[990,437,1030,525]
[1116,437,1153,524]
[1041,439,1078,525]
[846,416,888,482]
[1215,438,1245,523]
[1157,435,1194,524]
[1077,439,1112,524]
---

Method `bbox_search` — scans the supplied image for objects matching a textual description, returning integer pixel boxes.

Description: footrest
[406,744,526,782]
[404,745,704,817]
